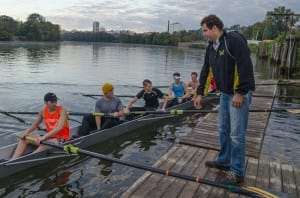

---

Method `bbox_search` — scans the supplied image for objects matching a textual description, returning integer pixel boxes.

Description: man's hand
[113,112,119,118]
[36,135,48,144]
[232,93,244,108]
[194,95,202,109]
[18,131,28,140]
[124,108,130,115]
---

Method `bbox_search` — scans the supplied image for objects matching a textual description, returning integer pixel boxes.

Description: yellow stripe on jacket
[233,64,240,92]
[204,67,214,96]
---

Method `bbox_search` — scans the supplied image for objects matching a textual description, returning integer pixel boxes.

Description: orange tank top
[43,105,70,140]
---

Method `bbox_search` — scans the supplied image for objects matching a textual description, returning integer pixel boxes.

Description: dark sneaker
[220,171,244,186]
[0,159,8,163]
[205,160,230,171]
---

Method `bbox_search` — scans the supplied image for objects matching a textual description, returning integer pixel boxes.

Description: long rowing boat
[0,95,218,179]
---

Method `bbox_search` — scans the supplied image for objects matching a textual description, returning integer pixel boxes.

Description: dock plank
[294,167,300,198]
[121,144,180,198]
[193,150,219,198]
[256,159,270,190]
[269,161,282,193]
[148,146,197,197]
[282,164,297,197]
[161,147,201,198]
[177,148,210,198]
[130,145,189,197]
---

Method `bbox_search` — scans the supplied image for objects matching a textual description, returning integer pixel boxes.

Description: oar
[3,108,300,117]
[252,95,300,99]
[256,82,300,86]
[0,111,28,124]
[76,91,300,100]
[1,111,121,119]
[138,82,300,89]
[80,94,136,98]
[29,139,276,198]
[0,111,47,131]
[79,94,187,101]
[0,111,81,124]
[125,108,300,115]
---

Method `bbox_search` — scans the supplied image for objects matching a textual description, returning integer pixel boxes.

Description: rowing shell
[0,95,218,179]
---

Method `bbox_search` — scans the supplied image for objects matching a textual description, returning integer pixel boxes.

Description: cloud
[3,0,300,32]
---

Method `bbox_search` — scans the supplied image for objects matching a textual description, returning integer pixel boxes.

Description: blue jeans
[217,91,252,176]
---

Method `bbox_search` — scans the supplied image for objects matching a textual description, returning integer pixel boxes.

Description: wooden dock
[122,145,299,198]
[122,80,300,198]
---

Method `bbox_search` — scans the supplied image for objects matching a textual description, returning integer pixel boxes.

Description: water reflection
[92,43,100,63]
[25,43,60,65]
[0,45,18,64]
[261,85,300,165]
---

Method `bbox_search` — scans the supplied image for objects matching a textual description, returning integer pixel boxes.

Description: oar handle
[68,112,115,117]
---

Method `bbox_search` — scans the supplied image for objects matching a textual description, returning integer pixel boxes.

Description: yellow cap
[102,83,114,94]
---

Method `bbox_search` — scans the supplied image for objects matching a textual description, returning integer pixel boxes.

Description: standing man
[11,92,70,160]
[194,15,255,185]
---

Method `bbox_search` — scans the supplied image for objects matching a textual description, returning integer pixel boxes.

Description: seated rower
[79,83,124,135]
[11,92,70,160]
[167,72,190,107]
[124,79,168,116]
[186,72,200,98]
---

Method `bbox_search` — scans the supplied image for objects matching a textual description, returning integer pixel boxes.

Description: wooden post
[257,43,268,58]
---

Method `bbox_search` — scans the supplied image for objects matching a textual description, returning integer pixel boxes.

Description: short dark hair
[191,72,198,77]
[201,14,224,30]
[173,72,180,77]
[44,92,57,102]
[143,79,152,86]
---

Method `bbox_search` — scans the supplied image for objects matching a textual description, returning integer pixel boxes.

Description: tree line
[231,6,299,42]
[62,30,202,46]
[0,13,60,41]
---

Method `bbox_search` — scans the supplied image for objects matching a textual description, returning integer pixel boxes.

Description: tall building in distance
[169,22,182,34]
[93,21,100,32]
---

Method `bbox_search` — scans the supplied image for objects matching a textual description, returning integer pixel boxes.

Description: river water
[0,42,299,197]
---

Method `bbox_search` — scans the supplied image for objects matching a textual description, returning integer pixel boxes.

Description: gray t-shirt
[95,96,123,113]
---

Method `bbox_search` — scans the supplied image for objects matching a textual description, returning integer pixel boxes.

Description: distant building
[169,22,182,34]
[120,30,136,36]
[93,21,100,32]
[99,27,105,32]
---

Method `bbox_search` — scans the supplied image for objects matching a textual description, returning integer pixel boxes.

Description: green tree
[18,13,60,41]
[265,6,295,39]
[0,15,18,40]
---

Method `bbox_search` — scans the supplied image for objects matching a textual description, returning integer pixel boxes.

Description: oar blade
[243,185,289,198]
[287,109,300,114]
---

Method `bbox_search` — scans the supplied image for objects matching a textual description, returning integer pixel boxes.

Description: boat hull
[0,95,218,178]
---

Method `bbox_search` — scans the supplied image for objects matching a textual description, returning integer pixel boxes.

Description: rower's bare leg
[11,135,40,160]
[33,138,59,153]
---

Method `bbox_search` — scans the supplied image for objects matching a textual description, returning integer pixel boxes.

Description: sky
[1,0,300,32]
